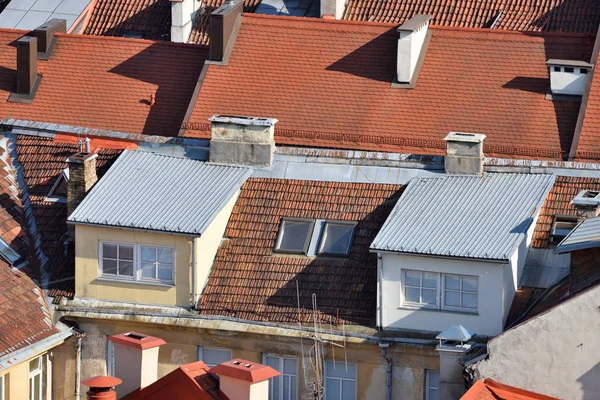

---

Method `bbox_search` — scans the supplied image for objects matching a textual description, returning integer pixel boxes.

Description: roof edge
[53,32,208,49]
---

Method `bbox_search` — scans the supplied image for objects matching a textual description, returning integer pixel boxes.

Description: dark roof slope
[198,178,402,326]
[344,0,600,34]
[571,47,600,161]
[185,15,593,159]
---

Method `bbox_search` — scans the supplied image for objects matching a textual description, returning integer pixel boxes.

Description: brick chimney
[82,376,122,400]
[396,14,431,85]
[108,332,166,398]
[209,115,277,166]
[444,132,486,175]
[67,150,98,217]
[32,19,67,59]
[210,359,280,400]
[209,0,243,62]
[571,190,600,221]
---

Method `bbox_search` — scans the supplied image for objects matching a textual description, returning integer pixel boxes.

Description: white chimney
[396,15,431,84]
[436,325,476,400]
[170,0,201,43]
[547,59,593,96]
[444,132,486,175]
[210,358,280,400]
[107,332,166,398]
[320,0,346,19]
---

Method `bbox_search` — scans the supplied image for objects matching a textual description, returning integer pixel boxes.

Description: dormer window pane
[318,222,356,255]
[275,219,314,254]
[551,215,578,242]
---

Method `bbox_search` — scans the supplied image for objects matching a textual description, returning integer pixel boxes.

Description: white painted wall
[549,68,588,96]
[477,284,600,399]
[320,0,346,19]
[171,0,199,43]
[396,22,428,83]
[379,253,509,336]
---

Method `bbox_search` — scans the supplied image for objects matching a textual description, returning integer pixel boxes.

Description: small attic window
[581,68,589,74]
[550,215,578,243]
[274,219,314,254]
[318,221,356,256]
[564,67,575,73]
[45,169,68,203]
[554,66,561,72]
[0,237,24,267]
[123,30,145,39]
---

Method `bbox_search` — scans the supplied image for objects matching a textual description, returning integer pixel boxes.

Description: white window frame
[196,346,232,368]
[263,354,298,400]
[0,374,5,400]
[324,361,357,400]
[425,370,439,400]
[317,220,356,256]
[441,274,478,312]
[44,169,68,203]
[99,241,175,284]
[401,270,478,313]
[29,356,42,400]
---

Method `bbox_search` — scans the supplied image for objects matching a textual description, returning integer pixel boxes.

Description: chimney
[170,0,201,43]
[320,0,345,19]
[444,132,486,175]
[396,15,431,84]
[209,0,243,62]
[32,19,66,59]
[546,59,593,97]
[108,332,166,398]
[436,325,476,400]
[82,376,122,400]
[8,36,42,103]
[571,190,600,221]
[67,151,98,217]
[210,359,280,400]
[209,115,277,166]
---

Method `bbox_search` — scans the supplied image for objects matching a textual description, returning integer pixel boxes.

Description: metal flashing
[554,216,600,254]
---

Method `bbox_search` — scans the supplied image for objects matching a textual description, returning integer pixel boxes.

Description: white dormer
[547,59,593,96]
[397,15,431,84]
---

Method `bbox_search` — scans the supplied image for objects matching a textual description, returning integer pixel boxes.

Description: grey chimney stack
[16,36,39,96]
[32,19,66,59]
[444,132,486,175]
[210,0,243,62]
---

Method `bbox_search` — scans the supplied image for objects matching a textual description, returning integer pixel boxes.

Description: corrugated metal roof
[68,150,252,235]
[555,216,600,254]
[371,173,555,261]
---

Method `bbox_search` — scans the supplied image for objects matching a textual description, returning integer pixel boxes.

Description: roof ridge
[241,13,397,28]
[54,32,207,49]
[429,25,594,38]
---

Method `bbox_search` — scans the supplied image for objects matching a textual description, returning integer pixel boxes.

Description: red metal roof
[185,14,593,160]
[462,379,559,400]
[344,0,600,34]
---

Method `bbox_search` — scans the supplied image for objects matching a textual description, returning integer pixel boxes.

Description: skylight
[274,219,314,254]
[318,221,356,256]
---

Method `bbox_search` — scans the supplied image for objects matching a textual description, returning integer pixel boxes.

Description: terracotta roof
[210,358,280,383]
[462,379,559,400]
[185,15,593,159]
[0,258,58,358]
[15,135,124,299]
[83,0,171,41]
[0,30,206,137]
[531,176,600,248]
[572,47,600,161]
[188,0,261,45]
[198,178,402,326]
[344,0,600,34]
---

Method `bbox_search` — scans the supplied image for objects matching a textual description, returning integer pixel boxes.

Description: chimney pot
[443,132,486,175]
[82,376,122,400]
[15,36,39,96]
[32,19,66,59]
[209,0,243,62]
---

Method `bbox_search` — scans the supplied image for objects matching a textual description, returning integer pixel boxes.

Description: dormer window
[274,219,314,254]
[546,59,594,97]
[45,169,68,203]
[550,215,578,243]
[123,30,145,39]
[317,221,356,256]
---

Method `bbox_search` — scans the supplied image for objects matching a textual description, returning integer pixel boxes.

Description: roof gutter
[66,220,203,237]
[369,249,509,264]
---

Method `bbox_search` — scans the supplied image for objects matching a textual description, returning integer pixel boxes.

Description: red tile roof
[531,176,600,248]
[571,48,600,161]
[198,178,402,326]
[0,258,58,358]
[462,379,559,400]
[185,15,593,160]
[344,0,600,34]
[0,30,206,137]
[83,0,172,41]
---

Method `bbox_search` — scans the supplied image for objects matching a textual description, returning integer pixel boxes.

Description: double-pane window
[141,246,174,281]
[425,370,439,400]
[100,242,174,283]
[402,270,478,312]
[197,347,232,368]
[318,222,355,256]
[102,243,134,277]
[325,361,356,400]
[264,355,297,400]
[29,356,42,400]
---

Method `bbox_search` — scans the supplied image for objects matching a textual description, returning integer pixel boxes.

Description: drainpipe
[379,342,393,400]
[75,330,85,400]
[377,253,383,329]
[190,236,199,309]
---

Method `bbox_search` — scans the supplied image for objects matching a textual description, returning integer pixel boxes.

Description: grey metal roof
[371,173,555,261]
[68,151,252,235]
[0,0,92,30]
[555,216,600,254]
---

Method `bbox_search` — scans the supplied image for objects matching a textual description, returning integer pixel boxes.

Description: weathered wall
[74,318,439,399]
[52,336,78,399]
[0,351,52,400]
[476,284,600,399]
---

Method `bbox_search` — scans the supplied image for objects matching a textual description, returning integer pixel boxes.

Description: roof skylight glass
[274,219,314,254]
[318,222,356,256]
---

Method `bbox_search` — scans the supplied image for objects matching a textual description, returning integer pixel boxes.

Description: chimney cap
[209,115,278,127]
[108,331,166,350]
[210,358,280,383]
[16,36,37,44]
[67,152,98,164]
[546,59,593,69]
[397,14,431,32]
[212,0,243,15]
[444,132,486,143]
[81,376,122,388]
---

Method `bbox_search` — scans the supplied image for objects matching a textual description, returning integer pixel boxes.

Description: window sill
[95,276,175,288]
[397,305,478,316]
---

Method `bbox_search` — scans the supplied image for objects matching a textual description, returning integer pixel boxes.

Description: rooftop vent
[547,59,593,97]
[443,132,486,175]
[571,189,600,207]
[396,14,431,85]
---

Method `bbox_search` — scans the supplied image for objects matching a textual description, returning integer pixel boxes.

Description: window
[581,68,589,74]
[325,361,356,400]
[565,67,575,73]
[197,347,231,368]
[123,30,144,39]
[553,66,561,72]
[45,169,68,203]
[29,356,42,400]
[402,270,478,313]
[318,222,356,256]
[100,242,174,283]
[274,219,314,254]
[425,370,439,400]
[264,355,297,400]
[551,216,578,243]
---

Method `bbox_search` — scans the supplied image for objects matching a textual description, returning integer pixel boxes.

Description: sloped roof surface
[555,216,600,253]
[69,151,252,234]
[198,178,402,326]
[84,0,171,40]
[532,176,600,248]
[188,0,261,45]
[371,173,555,260]
[463,379,559,400]
[344,0,600,34]
[572,47,600,161]
[185,15,593,159]
[0,30,206,137]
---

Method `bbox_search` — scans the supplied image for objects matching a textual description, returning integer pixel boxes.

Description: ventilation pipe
[444,132,486,175]
[81,376,122,400]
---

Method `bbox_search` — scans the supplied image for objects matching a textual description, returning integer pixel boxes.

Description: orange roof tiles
[185,15,593,159]
[198,178,402,326]
[83,0,172,40]
[0,31,206,137]
[463,379,559,400]
[344,0,600,34]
